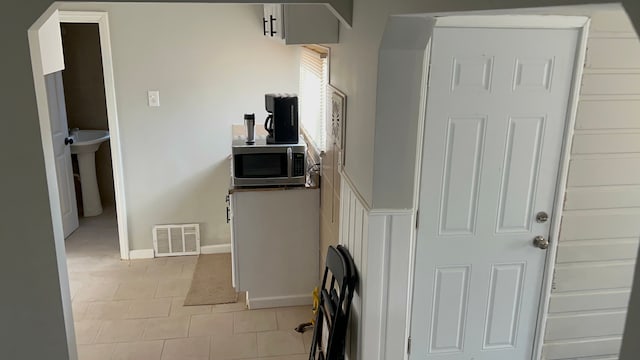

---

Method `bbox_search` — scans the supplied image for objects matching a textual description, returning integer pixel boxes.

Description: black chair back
[309,245,358,360]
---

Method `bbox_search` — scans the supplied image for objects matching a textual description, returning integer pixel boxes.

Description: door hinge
[415,210,419,229]
[407,337,412,355]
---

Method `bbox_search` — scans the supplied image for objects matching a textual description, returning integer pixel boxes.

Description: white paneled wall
[339,178,367,360]
[339,175,413,360]
[542,10,640,360]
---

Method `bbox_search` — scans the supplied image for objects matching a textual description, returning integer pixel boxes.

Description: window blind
[299,46,329,152]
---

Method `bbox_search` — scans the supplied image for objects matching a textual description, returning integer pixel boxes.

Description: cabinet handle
[269,15,277,36]
[262,17,268,36]
[226,206,230,224]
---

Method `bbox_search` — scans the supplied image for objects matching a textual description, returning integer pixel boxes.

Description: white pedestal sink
[70,130,110,217]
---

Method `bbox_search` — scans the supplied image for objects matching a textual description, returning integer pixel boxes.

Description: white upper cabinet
[263,4,340,45]
[263,4,284,40]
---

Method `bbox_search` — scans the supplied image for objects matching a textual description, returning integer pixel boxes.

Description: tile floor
[66,207,314,360]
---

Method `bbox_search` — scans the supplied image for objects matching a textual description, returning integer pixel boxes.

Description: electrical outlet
[148,90,160,107]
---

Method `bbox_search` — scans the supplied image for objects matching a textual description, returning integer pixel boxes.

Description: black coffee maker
[264,94,299,144]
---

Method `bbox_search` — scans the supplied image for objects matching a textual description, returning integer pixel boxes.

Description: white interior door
[46,71,79,238]
[410,26,579,360]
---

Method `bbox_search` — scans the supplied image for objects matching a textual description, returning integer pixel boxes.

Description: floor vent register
[153,224,200,257]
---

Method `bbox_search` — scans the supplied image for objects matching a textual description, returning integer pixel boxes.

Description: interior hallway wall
[61,22,116,208]
[0,2,75,358]
[57,3,300,250]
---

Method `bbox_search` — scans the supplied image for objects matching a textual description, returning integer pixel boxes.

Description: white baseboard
[129,245,230,259]
[200,243,231,254]
[129,249,155,259]
[247,294,313,309]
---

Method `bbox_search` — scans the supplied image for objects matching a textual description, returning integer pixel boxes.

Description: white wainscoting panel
[339,176,414,360]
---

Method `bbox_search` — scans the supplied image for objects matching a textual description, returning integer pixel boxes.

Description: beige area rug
[184,253,239,306]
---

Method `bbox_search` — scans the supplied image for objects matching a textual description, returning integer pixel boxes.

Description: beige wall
[57,3,300,250]
[61,23,116,208]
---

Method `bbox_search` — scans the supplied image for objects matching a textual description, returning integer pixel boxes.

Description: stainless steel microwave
[231,137,306,187]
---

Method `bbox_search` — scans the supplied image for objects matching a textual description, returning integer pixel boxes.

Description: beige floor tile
[95,319,146,343]
[126,299,172,319]
[72,301,89,321]
[155,278,191,298]
[189,313,234,337]
[165,255,198,266]
[212,301,248,314]
[170,297,212,316]
[234,309,278,333]
[84,301,131,320]
[113,280,159,300]
[301,330,314,352]
[256,330,306,357]
[75,320,102,345]
[88,267,148,280]
[257,355,308,360]
[111,340,164,360]
[74,282,119,302]
[211,332,258,359]
[69,280,85,300]
[162,337,210,360]
[275,307,314,331]
[128,258,166,268]
[145,262,186,279]
[76,343,115,360]
[182,263,196,275]
[142,316,190,340]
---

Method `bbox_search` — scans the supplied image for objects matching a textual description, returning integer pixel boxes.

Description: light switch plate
[148,90,160,107]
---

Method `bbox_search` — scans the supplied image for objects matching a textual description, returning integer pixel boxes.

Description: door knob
[533,236,549,250]
[64,137,74,145]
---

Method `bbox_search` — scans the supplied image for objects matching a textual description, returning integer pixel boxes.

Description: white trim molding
[128,249,155,260]
[200,243,232,254]
[532,18,591,360]
[247,294,313,309]
[434,14,590,28]
[57,10,129,260]
[27,7,77,359]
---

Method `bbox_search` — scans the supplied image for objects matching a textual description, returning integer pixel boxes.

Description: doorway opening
[59,20,121,264]
[57,11,129,260]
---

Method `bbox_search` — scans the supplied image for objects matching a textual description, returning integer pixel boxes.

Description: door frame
[408,15,590,360]
[29,10,130,260]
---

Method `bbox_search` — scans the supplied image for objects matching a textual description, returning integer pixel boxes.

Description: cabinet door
[263,4,285,40]
[228,194,238,289]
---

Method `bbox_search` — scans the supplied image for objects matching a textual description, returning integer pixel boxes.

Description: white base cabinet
[229,187,319,309]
